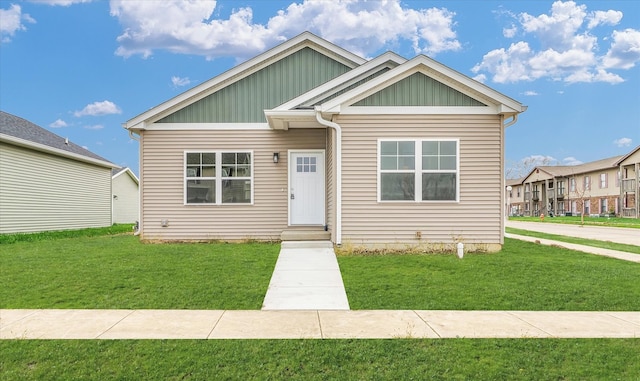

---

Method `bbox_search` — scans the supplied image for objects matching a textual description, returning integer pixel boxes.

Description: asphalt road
[505,220,640,247]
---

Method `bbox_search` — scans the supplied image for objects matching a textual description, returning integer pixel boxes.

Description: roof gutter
[315,107,342,245]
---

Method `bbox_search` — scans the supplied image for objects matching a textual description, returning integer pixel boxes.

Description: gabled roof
[523,155,624,182]
[615,145,640,166]
[0,111,114,168]
[112,166,139,185]
[124,32,366,130]
[318,55,526,116]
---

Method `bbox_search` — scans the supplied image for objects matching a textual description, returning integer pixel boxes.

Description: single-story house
[112,167,140,224]
[124,32,526,251]
[0,111,116,233]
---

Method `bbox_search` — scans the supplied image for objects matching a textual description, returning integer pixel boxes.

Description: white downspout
[315,107,342,245]
[503,114,518,129]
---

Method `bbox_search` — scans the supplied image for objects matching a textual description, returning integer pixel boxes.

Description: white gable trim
[124,32,365,131]
[320,55,525,115]
[146,123,272,131]
[113,167,140,185]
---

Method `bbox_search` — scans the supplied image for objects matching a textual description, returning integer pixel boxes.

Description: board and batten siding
[112,172,139,224]
[139,128,326,241]
[337,114,503,248]
[0,142,112,233]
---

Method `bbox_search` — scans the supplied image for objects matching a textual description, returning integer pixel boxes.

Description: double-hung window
[185,151,252,205]
[379,139,458,202]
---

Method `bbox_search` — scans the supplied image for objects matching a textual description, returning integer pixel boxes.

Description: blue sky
[1,0,638,177]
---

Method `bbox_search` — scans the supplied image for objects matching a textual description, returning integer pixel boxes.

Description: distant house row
[0,111,139,234]
[506,146,640,219]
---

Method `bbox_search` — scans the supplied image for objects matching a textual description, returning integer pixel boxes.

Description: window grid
[185,151,252,205]
[379,139,458,202]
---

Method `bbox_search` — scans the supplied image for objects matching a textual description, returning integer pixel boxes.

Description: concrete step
[281,229,331,241]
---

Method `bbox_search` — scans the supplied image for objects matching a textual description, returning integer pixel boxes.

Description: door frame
[288,149,326,226]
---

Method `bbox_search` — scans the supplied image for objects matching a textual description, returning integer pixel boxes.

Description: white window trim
[377,138,460,203]
[184,150,254,206]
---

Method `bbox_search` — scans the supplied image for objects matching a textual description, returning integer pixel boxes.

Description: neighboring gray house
[112,167,139,224]
[124,32,526,251]
[0,111,116,233]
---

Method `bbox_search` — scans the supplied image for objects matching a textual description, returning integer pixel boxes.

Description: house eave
[0,133,116,169]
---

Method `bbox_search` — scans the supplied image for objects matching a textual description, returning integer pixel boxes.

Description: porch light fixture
[273,152,279,163]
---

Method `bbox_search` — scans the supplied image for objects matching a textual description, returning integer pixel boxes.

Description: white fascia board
[124,32,366,131]
[274,51,407,111]
[0,133,116,169]
[265,110,317,130]
[321,55,525,114]
[339,106,499,115]
[146,123,272,131]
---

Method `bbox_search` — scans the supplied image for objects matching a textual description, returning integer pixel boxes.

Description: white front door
[290,151,325,225]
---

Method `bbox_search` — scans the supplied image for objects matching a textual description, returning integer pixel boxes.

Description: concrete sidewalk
[262,241,349,310]
[506,220,640,246]
[505,233,640,263]
[2,309,639,339]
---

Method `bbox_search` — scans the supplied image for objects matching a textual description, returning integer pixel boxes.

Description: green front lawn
[338,238,640,311]
[1,234,280,310]
[2,339,639,380]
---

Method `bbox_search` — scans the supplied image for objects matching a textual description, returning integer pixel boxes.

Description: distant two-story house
[507,146,640,219]
[617,145,639,218]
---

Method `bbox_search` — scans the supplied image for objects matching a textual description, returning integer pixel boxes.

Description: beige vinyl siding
[112,173,139,223]
[0,142,112,233]
[139,128,325,241]
[337,114,503,246]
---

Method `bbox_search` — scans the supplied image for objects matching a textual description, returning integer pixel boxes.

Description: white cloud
[503,24,517,38]
[473,1,639,84]
[0,4,36,42]
[49,119,68,128]
[613,137,632,147]
[523,90,538,96]
[601,29,640,70]
[171,76,191,87]
[109,0,461,59]
[28,0,94,6]
[74,100,122,117]
[562,156,583,165]
[84,124,104,130]
[587,10,623,29]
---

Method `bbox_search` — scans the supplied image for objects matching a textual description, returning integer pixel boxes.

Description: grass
[506,227,640,254]
[338,238,640,311]
[509,215,640,228]
[0,224,135,244]
[2,339,639,380]
[1,234,279,310]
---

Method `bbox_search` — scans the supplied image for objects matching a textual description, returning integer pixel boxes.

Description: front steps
[281,228,331,241]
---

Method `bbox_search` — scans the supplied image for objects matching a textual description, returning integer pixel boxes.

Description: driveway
[506,220,640,246]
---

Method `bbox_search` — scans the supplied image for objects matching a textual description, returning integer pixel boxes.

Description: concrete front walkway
[262,241,350,310]
[2,309,639,339]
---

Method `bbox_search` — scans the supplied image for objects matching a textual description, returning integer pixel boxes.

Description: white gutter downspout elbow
[315,107,342,245]
[503,114,518,129]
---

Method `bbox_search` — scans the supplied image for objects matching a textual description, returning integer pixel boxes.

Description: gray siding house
[112,167,140,224]
[125,32,526,251]
[0,111,115,233]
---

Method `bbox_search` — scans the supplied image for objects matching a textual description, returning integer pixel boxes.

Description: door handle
[291,194,295,200]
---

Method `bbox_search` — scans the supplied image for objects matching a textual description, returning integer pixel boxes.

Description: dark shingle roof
[0,111,112,164]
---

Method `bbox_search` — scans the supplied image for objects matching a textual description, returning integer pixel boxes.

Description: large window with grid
[379,139,458,202]
[185,151,252,205]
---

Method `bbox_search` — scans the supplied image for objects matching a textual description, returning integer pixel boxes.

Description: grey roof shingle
[0,110,112,164]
